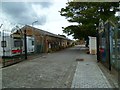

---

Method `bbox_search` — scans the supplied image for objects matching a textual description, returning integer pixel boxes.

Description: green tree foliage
[60,2,119,39]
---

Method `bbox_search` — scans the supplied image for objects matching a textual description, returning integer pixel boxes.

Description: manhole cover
[76,58,84,61]
[42,56,46,58]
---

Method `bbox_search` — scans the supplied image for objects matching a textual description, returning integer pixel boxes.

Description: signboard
[11,34,21,39]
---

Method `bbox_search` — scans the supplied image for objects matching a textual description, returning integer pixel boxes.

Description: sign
[11,34,21,38]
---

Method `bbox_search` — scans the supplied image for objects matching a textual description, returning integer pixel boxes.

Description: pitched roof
[21,25,71,40]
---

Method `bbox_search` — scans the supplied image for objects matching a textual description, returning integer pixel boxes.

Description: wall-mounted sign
[11,34,21,39]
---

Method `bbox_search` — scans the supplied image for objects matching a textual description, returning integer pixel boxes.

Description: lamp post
[18,24,27,60]
[32,20,38,53]
[16,24,28,60]
[32,21,38,26]
[0,24,3,28]
[15,25,24,59]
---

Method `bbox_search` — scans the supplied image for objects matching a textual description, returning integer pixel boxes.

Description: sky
[0,0,119,39]
[0,0,78,39]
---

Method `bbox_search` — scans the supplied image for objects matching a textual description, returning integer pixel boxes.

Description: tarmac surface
[2,45,119,88]
[2,46,79,88]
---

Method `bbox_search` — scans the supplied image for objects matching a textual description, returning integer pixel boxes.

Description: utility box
[88,36,97,55]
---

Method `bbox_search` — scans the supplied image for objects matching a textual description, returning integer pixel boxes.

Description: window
[1,41,7,47]
[32,41,34,45]
[14,40,22,47]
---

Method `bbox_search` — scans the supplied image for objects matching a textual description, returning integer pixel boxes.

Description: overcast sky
[0,0,77,39]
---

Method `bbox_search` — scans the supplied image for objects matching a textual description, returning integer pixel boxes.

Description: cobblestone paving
[71,54,112,88]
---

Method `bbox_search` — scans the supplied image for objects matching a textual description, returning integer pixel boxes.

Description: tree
[60,2,119,40]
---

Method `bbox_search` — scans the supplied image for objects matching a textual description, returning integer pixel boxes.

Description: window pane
[14,40,22,47]
[32,41,34,45]
[1,41,7,47]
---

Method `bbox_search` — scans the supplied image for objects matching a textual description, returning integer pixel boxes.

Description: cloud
[0,0,74,39]
[1,2,53,25]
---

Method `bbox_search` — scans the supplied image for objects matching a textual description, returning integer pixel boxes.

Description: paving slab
[71,49,112,88]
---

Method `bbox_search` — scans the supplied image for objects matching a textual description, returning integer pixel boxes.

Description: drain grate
[42,56,46,58]
[76,58,84,61]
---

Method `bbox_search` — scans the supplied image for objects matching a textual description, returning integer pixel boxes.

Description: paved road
[2,45,83,88]
[2,45,116,88]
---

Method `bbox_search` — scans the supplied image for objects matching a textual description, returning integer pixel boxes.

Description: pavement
[71,56,112,88]
[1,45,119,89]
[71,45,118,88]
[98,61,119,88]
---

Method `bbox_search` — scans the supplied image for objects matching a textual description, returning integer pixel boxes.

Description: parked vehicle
[22,36,34,53]
[0,31,22,57]
[0,32,36,57]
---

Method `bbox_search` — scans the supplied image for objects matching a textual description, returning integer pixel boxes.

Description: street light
[15,25,24,59]
[32,20,38,36]
[0,24,3,28]
[32,21,38,26]
[14,24,27,60]
[16,23,28,59]
[32,20,38,53]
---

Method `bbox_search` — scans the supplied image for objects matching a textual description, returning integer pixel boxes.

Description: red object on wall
[99,48,104,53]
[12,50,22,54]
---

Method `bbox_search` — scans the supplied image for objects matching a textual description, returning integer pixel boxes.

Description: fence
[98,18,120,71]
